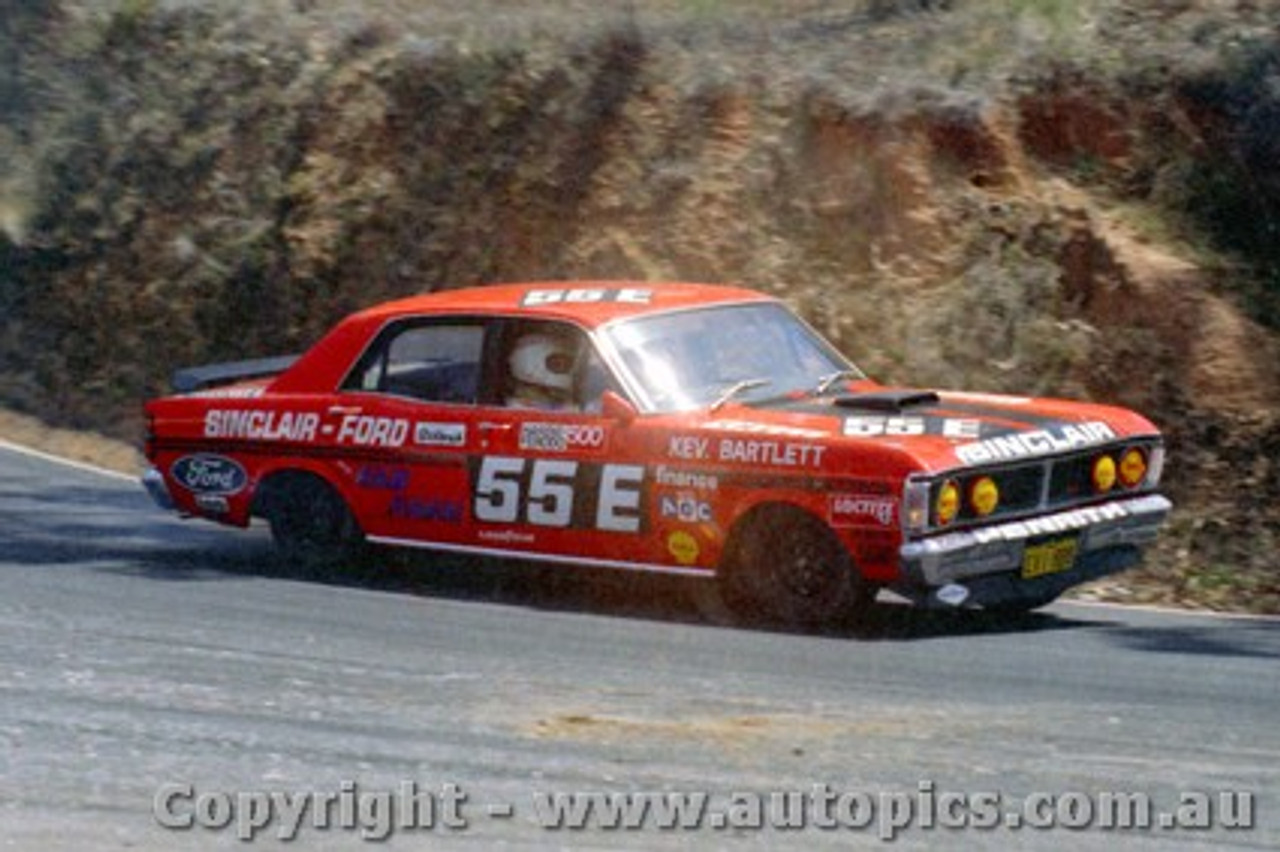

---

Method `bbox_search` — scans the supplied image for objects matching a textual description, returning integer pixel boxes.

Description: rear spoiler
[171,355,299,394]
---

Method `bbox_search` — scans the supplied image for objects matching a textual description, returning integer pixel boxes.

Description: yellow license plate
[1022,537,1079,580]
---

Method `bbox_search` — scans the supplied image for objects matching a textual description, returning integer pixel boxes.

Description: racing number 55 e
[471,457,646,533]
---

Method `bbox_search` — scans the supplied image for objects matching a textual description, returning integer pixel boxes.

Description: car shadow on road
[103,534,1102,642]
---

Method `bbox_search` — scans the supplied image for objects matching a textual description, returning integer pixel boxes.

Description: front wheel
[264,474,365,574]
[719,505,875,631]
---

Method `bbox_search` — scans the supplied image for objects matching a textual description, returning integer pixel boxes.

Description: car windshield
[603,302,859,412]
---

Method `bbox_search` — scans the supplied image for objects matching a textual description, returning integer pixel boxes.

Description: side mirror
[600,390,638,425]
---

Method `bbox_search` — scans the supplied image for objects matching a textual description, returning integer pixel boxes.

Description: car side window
[495,321,622,413]
[345,322,485,404]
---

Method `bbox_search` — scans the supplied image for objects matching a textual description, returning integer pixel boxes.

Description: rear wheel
[263,473,364,574]
[719,505,875,631]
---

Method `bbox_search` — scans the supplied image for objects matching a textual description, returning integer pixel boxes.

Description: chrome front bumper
[899,494,1172,597]
[141,465,176,512]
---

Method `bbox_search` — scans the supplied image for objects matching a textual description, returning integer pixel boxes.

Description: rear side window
[345,322,485,404]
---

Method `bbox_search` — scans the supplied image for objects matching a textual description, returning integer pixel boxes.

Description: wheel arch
[250,461,357,522]
[719,498,859,580]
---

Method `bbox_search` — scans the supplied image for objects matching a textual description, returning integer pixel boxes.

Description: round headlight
[970,476,999,517]
[936,480,960,526]
[1092,455,1117,493]
[1119,447,1148,488]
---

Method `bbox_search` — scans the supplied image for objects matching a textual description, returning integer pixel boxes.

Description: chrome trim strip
[366,535,714,578]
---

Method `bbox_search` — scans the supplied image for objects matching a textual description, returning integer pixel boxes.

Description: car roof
[355,281,774,329]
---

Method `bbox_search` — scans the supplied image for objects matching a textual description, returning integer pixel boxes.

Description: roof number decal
[520,288,653,307]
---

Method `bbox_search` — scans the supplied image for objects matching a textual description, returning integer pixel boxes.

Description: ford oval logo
[171,454,248,495]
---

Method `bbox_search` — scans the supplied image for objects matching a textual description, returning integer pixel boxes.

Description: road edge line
[1058,599,1280,623]
[0,437,139,484]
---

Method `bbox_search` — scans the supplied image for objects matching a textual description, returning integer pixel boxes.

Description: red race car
[143,282,1171,627]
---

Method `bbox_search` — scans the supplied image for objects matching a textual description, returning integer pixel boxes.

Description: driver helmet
[509,332,575,393]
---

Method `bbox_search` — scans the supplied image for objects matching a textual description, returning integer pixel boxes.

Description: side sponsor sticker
[956,421,1117,465]
[659,494,713,523]
[519,422,607,453]
[829,494,897,528]
[668,436,827,469]
[171,454,248,496]
[204,410,319,442]
[415,421,467,447]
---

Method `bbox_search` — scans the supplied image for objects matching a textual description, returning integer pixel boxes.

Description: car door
[329,316,489,544]
[461,318,656,566]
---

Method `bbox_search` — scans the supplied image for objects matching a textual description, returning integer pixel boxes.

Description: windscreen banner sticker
[171,454,248,495]
[712,419,829,439]
[520,288,653,307]
[471,457,646,533]
[956,421,1117,465]
[204,410,319,442]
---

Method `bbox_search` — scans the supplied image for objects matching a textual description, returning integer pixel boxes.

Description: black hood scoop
[833,390,941,412]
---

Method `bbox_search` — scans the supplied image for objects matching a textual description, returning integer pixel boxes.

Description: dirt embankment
[1,0,1278,610]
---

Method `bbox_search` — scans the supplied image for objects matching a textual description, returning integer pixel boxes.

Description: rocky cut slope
[1,0,1278,609]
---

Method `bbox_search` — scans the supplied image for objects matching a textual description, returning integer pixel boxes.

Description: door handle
[327,405,363,416]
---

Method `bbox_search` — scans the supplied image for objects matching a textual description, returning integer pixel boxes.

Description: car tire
[264,473,365,575]
[721,505,874,631]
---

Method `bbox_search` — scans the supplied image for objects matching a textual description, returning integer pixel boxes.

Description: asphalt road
[0,442,1276,851]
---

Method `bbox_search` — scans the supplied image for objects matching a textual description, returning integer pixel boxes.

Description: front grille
[929,440,1160,532]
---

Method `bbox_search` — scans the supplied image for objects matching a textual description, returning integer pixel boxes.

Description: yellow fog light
[1092,454,1117,493]
[1119,447,1148,488]
[936,480,960,526]
[970,476,999,517]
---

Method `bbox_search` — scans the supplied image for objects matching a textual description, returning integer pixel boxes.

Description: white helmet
[509,333,575,392]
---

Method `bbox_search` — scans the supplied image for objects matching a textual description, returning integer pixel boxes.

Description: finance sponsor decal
[654,466,719,491]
